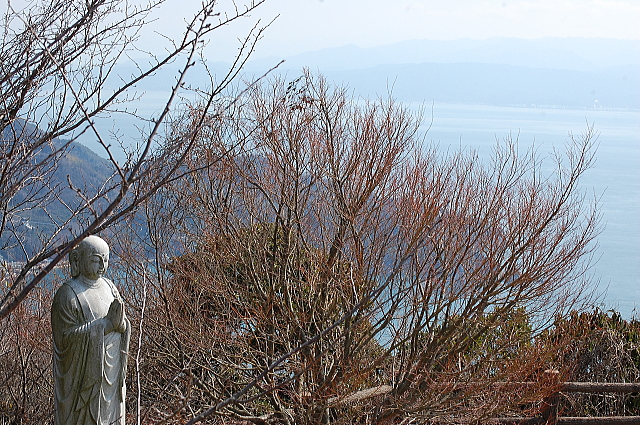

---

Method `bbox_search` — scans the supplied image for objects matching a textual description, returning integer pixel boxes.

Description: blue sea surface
[417,103,640,317]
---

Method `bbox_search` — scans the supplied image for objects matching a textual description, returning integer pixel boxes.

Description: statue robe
[51,277,131,425]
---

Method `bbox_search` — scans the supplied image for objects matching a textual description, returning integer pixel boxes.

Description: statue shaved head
[69,235,110,278]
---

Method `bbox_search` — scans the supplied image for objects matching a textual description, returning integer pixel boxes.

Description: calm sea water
[417,103,640,317]
[80,99,640,317]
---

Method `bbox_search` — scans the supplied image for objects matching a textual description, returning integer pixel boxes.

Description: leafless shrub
[114,71,601,424]
[0,280,60,424]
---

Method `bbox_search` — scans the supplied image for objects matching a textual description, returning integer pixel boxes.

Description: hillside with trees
[1,120,113,261]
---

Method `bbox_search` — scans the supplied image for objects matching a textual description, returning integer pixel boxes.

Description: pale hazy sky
[3,0,639,60]
[262,0,640,51]
[142,0,640,61]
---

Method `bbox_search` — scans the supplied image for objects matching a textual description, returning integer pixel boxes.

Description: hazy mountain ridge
[324,62,639,109]
[103,38,638,110]
[249,37,640,72]
[239,37,640,109]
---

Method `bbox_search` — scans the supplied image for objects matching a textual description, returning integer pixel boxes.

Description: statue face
[81,248,109,280]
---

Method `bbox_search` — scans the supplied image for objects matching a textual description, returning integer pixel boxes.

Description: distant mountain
[238,38,640,110]
[248,37,640,72]
[100,38,639,112]
[324,62,640,109]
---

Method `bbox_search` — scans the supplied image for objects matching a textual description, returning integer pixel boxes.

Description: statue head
[69,235,110,280]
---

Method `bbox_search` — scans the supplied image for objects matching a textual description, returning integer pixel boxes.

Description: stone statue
[51,235,130,425]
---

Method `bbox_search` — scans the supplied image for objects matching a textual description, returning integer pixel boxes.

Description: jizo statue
[51,235,130,425]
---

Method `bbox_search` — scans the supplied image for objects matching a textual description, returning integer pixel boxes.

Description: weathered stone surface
[52,235,130,425]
